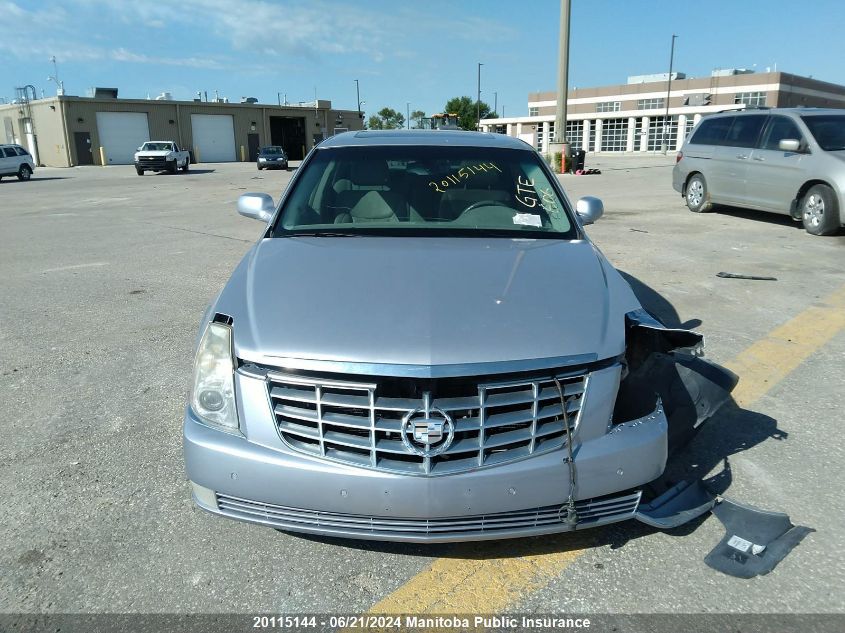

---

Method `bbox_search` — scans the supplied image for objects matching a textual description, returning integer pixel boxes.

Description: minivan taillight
[676,151,683,163]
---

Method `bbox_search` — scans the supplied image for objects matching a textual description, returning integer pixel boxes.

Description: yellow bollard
[240,145,245,162]
[99,146,107,166]
[193,147,200,163]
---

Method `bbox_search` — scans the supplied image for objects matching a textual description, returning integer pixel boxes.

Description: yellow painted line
[725,284,845,408]
[364,282,845,616]
[369,534,594,614]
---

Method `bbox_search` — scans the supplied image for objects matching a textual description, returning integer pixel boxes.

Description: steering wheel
[461,199,502,214]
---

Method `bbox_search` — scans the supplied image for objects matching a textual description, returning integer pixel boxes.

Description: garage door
[95,112,150,165]
[190,114,236,162]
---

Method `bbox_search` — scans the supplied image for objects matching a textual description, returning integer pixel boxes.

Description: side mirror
[576,196,604,225]
[237,193,275,222]
[778,138,801,152]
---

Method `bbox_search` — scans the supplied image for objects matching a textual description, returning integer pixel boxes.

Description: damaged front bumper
[183,310,737,542]
[184,373,669,542]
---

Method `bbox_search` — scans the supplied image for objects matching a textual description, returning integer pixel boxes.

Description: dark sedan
[256,146,289,171]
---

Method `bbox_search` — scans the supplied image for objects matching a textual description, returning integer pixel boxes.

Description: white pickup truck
[134,141,190,175]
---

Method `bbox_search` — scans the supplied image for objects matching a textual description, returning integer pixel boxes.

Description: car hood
[214,237,640,371]
[136,150,173,157]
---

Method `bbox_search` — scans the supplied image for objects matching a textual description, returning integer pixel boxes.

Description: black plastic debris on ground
[716,271,778,281]
[705,498,814,578]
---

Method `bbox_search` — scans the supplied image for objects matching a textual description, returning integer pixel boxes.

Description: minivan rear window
[689,117,733,145]
[801,115,845,151]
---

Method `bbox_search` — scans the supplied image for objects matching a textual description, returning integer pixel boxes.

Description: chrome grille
[215,490,641,539]
[267,369,588,475]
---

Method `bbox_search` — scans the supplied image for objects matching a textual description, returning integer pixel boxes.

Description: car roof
[708,107,845,118]
[319,130,534,150]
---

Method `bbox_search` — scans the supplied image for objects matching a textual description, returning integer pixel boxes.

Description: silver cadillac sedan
[184,130,734,542]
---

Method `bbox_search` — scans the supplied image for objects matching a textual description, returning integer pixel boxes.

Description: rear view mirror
[778,138,800,152]
[237,193,275,222]
[575,196,604,225]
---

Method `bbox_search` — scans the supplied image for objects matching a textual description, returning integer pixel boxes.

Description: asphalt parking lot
[1,155,843,618]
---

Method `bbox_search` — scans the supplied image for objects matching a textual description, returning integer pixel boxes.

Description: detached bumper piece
[705,498,814,578]
[205,490,642,543]
[635,479,716,529]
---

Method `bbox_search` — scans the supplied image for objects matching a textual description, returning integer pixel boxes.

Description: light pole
[550,0,572,170]
[355,79,361,118]
[47,55,64,95]
[406,102,410,129]
[476,62,483,130]
[662,34,678,155]
[494,91,498,116]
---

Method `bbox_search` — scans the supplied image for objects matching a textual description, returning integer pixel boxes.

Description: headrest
[351,160,389,186]
[351,191,398,221]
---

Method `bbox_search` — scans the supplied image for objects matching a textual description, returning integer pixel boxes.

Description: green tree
[409,110,426,128]
[443,96,497,130]
[367,107,405,130]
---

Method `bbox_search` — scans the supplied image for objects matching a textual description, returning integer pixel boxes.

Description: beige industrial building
[480,70,845,154]
[1,91,364,167]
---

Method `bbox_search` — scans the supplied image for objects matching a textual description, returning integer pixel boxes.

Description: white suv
[0,144,35,181]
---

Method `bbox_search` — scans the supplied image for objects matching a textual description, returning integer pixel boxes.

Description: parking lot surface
[1,156,843,615]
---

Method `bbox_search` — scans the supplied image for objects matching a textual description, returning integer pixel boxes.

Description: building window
[535,122,556,151]
[647,115,679,151]
[685,117,695,139]
[637,97,665,110]
[528,107,539,116]
[595,101,620,113]
[601,118,628,152]
[566,120,583,152]
[734,91,767,107]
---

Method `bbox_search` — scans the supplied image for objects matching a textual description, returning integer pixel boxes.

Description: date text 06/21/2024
[251,615,593,629]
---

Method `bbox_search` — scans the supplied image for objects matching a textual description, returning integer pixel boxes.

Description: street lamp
[551,0,572,168]
[476,62,483,130]
[406,102,410,129]
[662,34,678,155]
[355,79,361,118]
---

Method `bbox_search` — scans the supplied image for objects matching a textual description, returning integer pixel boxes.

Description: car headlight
[190,322,239,432]
[258,157,266,162]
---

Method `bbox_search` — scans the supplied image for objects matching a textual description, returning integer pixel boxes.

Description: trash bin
[573,150,586,173]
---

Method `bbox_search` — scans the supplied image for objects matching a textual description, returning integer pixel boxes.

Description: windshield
[141,142,173,151]
[273,145,576,239]
[801,116,845,151]
[261,146,285,155]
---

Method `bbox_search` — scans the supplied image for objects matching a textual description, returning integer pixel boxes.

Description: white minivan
[673,108,845,236]
[0,144,35,181]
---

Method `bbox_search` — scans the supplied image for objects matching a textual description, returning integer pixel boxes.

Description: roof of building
[320,129,532,149]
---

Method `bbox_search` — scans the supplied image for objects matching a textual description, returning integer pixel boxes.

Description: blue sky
[2,0,844,118]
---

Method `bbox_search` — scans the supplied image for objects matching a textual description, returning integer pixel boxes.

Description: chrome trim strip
[238,352,600,379]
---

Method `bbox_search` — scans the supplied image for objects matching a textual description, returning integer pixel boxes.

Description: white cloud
[0,0,518,71]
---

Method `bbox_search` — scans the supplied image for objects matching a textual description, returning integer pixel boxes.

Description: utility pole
[406,102,410,129]
[494,91,498,116]
[550,0,572,170]
[662,34,678,154]
[355,79,361,119]
[476,62,483,130]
